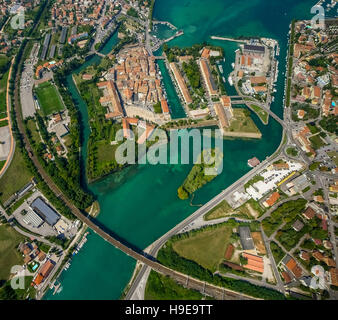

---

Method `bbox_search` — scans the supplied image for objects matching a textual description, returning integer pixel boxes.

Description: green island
[177,148,223,200]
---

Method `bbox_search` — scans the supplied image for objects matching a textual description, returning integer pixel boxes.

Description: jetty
[210,36,250,44]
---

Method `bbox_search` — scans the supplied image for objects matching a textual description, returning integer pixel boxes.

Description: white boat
[231,62,235,69]
[228,76,233,86]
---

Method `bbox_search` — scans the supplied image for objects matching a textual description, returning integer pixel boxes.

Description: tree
[177,186,189,200]
[0,283,17,300]
[239,255,248,266]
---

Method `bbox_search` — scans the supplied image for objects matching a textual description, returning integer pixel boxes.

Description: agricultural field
[172,224,233,272]
[34,81,64,116]
[0,225,26,282]
[0,147,33,203]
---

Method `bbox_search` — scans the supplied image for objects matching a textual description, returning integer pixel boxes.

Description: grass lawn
[286,147,298,157]
[145,270,205,300]
[172,224,233,272]
[204,198,264,221]
[26,119,41,145]
[15,275,36,299]
[0,120,9,127]
[224,109,261,134]
[307,124,320,134]
[0,70,9,117]
[96,141,118,163]
[0,160,5,171]
[35,81,64,116]
[0,147,33,203]
[270,241,285,265]
[309,135,326,150]
[250,104,269,124]
[0,225,26,281]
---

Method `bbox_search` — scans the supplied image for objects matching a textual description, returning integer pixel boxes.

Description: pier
[210,36,250,44]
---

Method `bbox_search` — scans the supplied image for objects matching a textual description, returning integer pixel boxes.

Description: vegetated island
[178,148,223,200]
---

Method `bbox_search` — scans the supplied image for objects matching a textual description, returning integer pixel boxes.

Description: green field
[309,134,326,150]
[0,225,26,282]
[0,147,33,203]
[223,109,261,134]
[145,270,205,300]
[35,81,64,116]
[26,119,42,145]
[0,160,5,171]
[172,224,233,272]
[96,141,119,163]
[250,104,269,124]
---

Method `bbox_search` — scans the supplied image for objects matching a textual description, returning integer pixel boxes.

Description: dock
[210,36,249,44]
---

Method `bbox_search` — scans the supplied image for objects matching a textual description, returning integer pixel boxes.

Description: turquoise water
[46,0,316,300]
[151,23,177,40]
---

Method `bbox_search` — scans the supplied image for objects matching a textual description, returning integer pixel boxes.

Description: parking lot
[20,43,40,119]
[0,125,11,161]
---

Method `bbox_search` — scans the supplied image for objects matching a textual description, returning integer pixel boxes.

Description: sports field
[172,224,233,272]
[35,81,64,116]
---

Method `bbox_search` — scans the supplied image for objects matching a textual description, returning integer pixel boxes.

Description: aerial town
[0,0,337,305]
